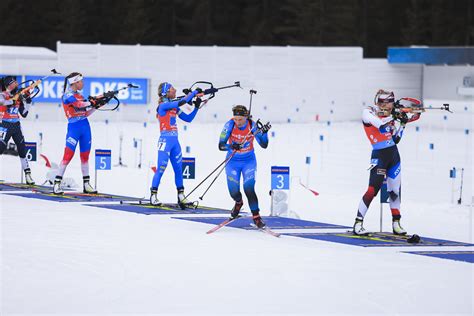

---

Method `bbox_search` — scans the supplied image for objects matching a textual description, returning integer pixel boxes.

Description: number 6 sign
[271,166,290,190]
[25,142,37,161]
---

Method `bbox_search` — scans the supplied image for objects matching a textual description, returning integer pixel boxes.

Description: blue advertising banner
[23,76,148,104]
[388,47,474,64]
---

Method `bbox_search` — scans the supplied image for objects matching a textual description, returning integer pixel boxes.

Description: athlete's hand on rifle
[193,97,208,108]
[88,96,107,109]
[392,109,409,124]
[19,94,32,104]
[231,142,243,150]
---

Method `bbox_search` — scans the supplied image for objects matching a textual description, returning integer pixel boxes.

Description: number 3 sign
[271,166,290,190]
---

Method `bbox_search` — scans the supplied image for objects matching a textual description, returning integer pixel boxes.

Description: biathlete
[150,82,203,208]
[0,76,35,184]
[353,89,420,235]
[218,105,271,228]
[53,72,107,194]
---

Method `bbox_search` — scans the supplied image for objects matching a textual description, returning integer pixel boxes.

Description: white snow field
[1,104,473,315]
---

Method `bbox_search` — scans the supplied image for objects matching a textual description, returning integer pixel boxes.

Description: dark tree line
[1,0,472,57]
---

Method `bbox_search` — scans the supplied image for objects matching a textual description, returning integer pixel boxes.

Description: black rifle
[177,81,241,108]
[90,83,139,111]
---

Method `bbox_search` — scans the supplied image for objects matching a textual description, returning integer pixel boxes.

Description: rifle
[177,81,242,108]
[90,83,139,111]
[391,97,451,123]
[394,98,452,114]
[12,69,61,101]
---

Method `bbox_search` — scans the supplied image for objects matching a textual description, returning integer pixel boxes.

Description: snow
[1,108,473,315]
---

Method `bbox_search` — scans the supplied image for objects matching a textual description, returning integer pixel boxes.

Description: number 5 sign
[271,166,290,190]
[95,149,112,170]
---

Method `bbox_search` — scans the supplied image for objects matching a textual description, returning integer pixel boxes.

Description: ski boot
[150,189,161,206]
[53,176,64,195]
[353,218,369,236]
[83,176,97,194]
[177,189,190,209]
[230,200,244,219]
[24,168,35,185]
[392,219,407,235]
[252,212,266,229]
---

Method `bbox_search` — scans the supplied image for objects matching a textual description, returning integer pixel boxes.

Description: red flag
[300,180,319,196]
[40,154,52,168]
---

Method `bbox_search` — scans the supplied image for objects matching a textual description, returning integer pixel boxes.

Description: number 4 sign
[182,157,195,179]
[271,166,290,190]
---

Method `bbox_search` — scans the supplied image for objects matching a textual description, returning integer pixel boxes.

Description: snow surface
[1,109,473,315]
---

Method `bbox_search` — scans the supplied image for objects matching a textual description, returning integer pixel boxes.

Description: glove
[392,110,408,124]
[231,143,243,150]
[19,94,32,104]
[88,96,101,108]
[399,112,409,124]
[193,98,202,108]
[261,122,271,134]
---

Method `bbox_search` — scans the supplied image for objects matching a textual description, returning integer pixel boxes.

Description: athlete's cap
[377,91,395,103]
[3,76,17,86]
[232,105,249,117]
[68,74,83,85]
[160,82,173,96]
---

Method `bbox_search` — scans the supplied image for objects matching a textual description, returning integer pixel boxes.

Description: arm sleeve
[158,92,198,115]
[178,106,199,123]
[393,124,405,144]
[218,121,233,151]
[362,108,393,130]
[19,101,31,118]
[0,94,14,107]
[63,94,93,112]
[255,132,269,148]
[252,121,269,148]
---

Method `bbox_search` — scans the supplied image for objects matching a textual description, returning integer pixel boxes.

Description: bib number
[0,127,7,140]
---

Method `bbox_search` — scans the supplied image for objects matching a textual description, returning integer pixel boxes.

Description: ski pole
[183,154,234,200]
[186,127,261,202]
[248,89,257,118]
[198,152,236,201]
[458,168,464,204]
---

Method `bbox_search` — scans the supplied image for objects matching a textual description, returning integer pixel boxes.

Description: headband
[160,82,172,96]
[68,74,83,85]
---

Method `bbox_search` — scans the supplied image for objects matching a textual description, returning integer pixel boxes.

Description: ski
[206,216,242,234]
[122,199,195,210]
[250,224,281,238]
[346,230,421,243]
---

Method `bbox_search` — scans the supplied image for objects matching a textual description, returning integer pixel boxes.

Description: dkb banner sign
[24,76,148,104]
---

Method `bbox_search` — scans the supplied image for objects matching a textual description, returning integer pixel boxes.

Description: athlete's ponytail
[63,72,82,93]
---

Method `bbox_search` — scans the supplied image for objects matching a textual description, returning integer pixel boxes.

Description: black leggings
[368,145,400,195]
[0,121,27,158]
